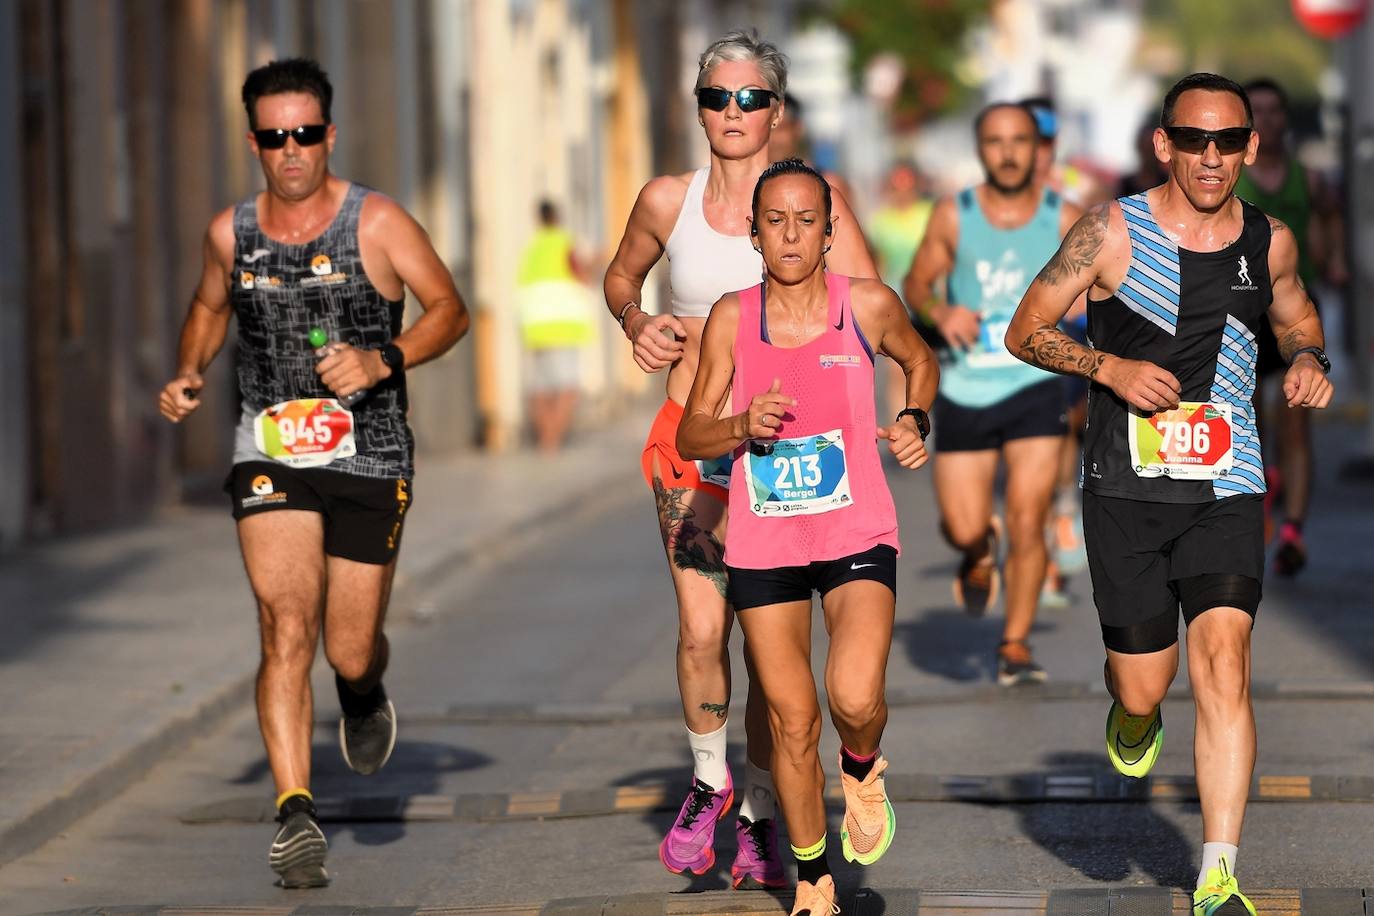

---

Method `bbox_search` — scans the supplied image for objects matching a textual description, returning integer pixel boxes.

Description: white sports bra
[664,168,763,319]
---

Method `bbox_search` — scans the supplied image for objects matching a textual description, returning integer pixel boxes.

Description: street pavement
[2,401,1374,914]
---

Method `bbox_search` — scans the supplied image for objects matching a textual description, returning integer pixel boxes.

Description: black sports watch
[895,407,931,441]
[379,343,406,377]
[1289,346,1330,374]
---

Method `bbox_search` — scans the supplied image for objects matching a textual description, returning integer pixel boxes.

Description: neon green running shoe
[1193,858,1256,915]
[1104,700,1163,778]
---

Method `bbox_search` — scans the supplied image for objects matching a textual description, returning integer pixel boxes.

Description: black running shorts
[1082,491,1264,654]
[727,544,897,612]
[226,461,412,565]
[933,378,1068,453]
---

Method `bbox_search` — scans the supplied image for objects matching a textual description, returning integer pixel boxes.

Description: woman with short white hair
[604,29,876,889]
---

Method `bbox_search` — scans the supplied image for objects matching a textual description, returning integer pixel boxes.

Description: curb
[0,441,640,871]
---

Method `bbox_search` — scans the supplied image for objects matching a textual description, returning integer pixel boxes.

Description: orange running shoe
[839,754,895,865]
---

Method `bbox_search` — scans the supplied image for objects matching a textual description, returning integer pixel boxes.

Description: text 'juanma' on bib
[254,399,357,468]
[744,429,852,517]
[1128,401,1234,480]
[964,317,1020,369]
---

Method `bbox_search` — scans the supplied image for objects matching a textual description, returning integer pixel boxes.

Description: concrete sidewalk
[0,404,655,868]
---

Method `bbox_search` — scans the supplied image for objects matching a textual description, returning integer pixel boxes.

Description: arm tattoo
[1277,329,1308,363]
[699,702,728,719]
[1267,215,1287,236]
[1017,324,1106,379]
[1036,203,1110,286]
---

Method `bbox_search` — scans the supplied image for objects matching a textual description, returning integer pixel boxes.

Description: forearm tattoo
[1017,324,1106,379]
[653,480,728,598]
[1277,329,1309,363]
[699,702,728,719]
[1036,203,1110,286]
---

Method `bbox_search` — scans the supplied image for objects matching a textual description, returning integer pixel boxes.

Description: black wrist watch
[379,343,405,376]
[895,407,931,441]
[1290,346,1330,374]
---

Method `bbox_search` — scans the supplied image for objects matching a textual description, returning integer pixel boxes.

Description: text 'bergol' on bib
[744,429,853,517]
[1128,401,1234,480]
[254,399,358,468]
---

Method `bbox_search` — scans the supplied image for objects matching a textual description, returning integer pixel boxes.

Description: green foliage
[1144,0,1330,102]
[826,0,991,124]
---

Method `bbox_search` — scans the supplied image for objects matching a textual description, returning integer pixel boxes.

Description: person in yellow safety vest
[518,200,594,452]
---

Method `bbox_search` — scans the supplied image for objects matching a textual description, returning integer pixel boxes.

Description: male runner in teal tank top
[157,58,469,889]
[904,102,1082,685]
[1007,73,1333,914]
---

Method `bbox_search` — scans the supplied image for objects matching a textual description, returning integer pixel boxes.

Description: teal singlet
[942,186,1062,407]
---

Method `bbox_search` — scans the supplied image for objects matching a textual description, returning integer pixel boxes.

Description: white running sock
[687,722,729,790]
[1197,842,1239,889]
[738,760,776,822]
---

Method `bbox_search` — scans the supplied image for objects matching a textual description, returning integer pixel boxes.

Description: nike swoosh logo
[851,562,877,570]
[834,311,845,331]
[242,248,272,263]
[1114,719,1159,765]
[670,463,685,480]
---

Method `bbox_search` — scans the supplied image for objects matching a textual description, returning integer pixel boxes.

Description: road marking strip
[179,772,1374,826]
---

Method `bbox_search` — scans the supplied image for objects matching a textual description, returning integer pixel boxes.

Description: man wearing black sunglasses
[1007,73,1333,916]
[157,57,469,889]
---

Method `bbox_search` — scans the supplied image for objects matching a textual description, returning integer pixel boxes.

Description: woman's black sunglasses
[253,124,329,150]
[1164,126,1252,155]
[696,87,777,113]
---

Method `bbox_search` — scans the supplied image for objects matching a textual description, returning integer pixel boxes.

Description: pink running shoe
[658,773,734,876]
[731,816,787,889]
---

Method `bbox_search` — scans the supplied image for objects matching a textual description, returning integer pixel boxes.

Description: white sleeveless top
[664,168,763,318]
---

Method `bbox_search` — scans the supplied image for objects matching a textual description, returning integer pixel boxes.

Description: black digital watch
[379,343,406,376]
[895,407,931,441]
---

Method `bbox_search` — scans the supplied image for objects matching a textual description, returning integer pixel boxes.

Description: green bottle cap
[308,327,328,348]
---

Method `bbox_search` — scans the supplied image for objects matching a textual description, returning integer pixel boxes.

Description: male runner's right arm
[159,208,235,423]
[603,177,689,373]
[676,294,793,460]
[901,197,978,349]
[1006,202,1181,412]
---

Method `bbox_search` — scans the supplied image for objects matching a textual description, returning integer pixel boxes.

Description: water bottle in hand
[309,327,367,408]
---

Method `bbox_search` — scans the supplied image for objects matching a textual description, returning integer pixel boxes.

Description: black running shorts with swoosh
[226,461,412,565]
[727,544,897,611]
[1082,491,1263,654]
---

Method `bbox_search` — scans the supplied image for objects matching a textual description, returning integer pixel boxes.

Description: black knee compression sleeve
[1178,574,1260,625]
[1101,606,1179,654]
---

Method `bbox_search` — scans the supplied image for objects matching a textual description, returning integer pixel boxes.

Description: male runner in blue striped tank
[158,58,469,888]
[905,102,1083,685]
[1006,73,1333,915]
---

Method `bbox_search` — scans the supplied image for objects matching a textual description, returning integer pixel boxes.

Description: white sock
[687,722,729,790]
[1197,842,1239,889]
[738,760,776,822]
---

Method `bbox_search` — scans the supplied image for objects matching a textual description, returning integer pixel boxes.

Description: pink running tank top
[726,273,900,569]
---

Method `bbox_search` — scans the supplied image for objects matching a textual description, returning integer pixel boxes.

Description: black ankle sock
[335,672,386,718]
[841,745,876,781]
[278,792,316,819]
[795,845,831,885]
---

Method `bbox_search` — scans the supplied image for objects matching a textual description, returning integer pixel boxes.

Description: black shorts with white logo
[933,378,1068,453]
[226,461,412,565]
[727,544,897,612]
[1083,491,1264,654]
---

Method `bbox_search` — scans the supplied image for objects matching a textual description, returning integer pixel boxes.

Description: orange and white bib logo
[240,271,255,290]
[311,254,333,276]
[251,475,274,496]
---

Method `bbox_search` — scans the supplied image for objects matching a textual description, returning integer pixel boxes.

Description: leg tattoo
[654,480,728,598]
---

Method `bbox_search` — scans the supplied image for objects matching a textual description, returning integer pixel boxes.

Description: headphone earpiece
[750,225,758,236]
[824,223,833,236]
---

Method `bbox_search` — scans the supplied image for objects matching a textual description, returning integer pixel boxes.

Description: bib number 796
[1156,418,1209,457]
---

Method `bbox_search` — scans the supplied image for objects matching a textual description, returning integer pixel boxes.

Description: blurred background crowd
[0,0,1369,551]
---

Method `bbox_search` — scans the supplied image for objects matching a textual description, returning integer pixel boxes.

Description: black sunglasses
[1164,126,1252,155]
[253,124,329,150]
[696,87,777,113]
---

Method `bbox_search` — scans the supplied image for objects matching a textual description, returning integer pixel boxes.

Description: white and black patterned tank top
[230,182,413,479]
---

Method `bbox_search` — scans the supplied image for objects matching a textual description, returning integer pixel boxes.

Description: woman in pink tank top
[601,32,877,890]
[678,160,939,910]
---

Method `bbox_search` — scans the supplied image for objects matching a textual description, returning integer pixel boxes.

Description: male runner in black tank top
[1005,74,1332,916]
[157,58,469,889]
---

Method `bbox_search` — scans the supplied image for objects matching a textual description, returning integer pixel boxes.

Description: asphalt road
[6,421,1374,913]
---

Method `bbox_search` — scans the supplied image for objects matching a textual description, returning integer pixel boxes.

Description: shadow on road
[894,607,1058,682]
[230,739,491,846]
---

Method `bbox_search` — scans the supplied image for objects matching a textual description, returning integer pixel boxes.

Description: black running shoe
[269,795,328,888]
[997,640,1047,687]
[952,517,1001,617]
[337,674,397,775]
